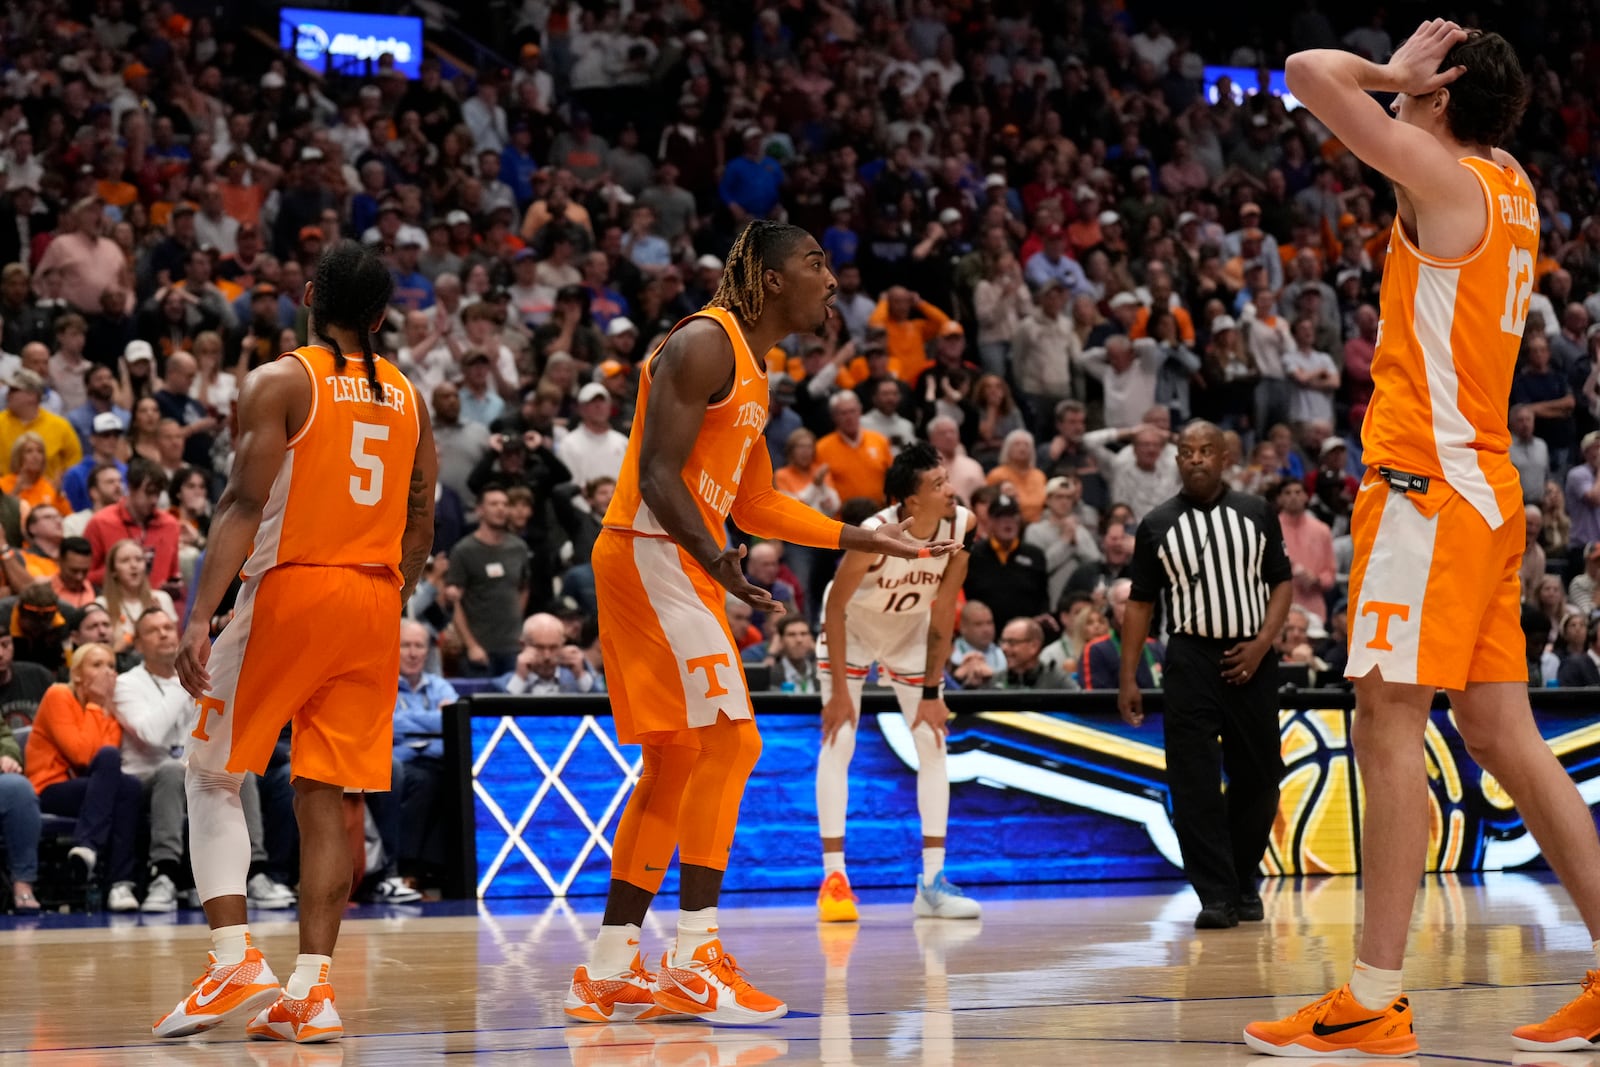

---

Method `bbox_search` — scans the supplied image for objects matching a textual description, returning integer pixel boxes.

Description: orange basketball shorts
[186,563,402,791]
[1345,471,1526,690]
[593,529,753,746]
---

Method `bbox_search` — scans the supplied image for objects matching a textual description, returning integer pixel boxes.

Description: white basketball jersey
[844,504,973,617]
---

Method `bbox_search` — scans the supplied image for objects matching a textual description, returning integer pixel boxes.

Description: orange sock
[677,716,763,870]
[610,737,698,891]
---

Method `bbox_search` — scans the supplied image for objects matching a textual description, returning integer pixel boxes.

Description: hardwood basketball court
[1,875,1591,1065]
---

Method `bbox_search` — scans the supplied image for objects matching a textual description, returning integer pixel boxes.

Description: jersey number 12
[349,421,389,506]
[1500,246,1534,335]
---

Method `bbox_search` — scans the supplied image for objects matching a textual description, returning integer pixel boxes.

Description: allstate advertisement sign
[468,706,1600,899]
[280,8,423,79]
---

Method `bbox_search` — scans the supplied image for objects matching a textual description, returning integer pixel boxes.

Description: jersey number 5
[1500,246,1534,335]
[349,421,389,506]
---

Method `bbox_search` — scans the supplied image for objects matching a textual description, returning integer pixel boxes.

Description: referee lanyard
[1107,632,1162,687]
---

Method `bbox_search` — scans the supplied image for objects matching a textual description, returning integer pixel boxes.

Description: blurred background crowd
[0,0,1599,908]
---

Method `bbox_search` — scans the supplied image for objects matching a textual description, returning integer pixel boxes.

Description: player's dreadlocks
[704,220,812,322]
[310,240,393,395]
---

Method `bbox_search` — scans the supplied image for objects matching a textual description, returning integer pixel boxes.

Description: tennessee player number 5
[349,421,389,506]
[1499,245,1533,335]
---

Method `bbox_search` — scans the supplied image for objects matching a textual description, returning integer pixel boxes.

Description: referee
[1117,420,1293,930]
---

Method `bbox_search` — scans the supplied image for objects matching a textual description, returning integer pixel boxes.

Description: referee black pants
[1161,635,1285,908]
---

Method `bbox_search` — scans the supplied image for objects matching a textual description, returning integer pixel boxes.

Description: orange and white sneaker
[566,951,695,1024]
[247,983,343,1043]
[153,945,283,1039]
[1243,985,1418,1058]
[653,940,788,1026]
[817,871,859,923]
[1513,969,1600,1051]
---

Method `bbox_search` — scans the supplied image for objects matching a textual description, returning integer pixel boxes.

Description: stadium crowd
[1,0,1599,910]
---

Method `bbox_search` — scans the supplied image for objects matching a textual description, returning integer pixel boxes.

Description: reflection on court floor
[0,874,1593,1065]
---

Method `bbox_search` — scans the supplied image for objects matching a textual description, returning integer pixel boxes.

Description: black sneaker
[1238,895,1265,922]
[1194,903,1239,929]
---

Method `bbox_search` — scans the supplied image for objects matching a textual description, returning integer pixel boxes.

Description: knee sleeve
[186,765,250,903]
[816,719,856,840]
[678,716,763,871]
[895,683,949,839]
[610,740,697,893]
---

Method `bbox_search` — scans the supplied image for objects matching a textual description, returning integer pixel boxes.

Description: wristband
[922,685,940,700]
[917,546,932,558]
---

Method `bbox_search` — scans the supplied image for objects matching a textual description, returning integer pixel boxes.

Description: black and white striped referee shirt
[1127,490,1293,640]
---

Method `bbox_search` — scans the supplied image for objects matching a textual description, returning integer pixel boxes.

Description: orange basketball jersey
[1361,155,1539,530]
[244,346,421,584]
[605,307,769,540]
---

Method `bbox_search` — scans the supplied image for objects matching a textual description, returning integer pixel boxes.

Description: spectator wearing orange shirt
[815,391,893,506]
[868,286,950,384]
[26,644,142,909]
[1130,262,1196,344]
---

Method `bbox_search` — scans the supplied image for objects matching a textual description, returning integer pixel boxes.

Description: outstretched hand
[868,518,959,560]
[1387,19,1469,96]
[709,543,784,615]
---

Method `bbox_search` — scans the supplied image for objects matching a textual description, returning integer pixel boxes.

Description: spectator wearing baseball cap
[390,235,436,312]
[822,196,860,268]
[0,369,81,485]
[1024,223,1090,297]
[719,125,784,222]
[61,411,127,514]
[557,382,630,488]
[1224,202,1284,290]
[962,494,1049,635]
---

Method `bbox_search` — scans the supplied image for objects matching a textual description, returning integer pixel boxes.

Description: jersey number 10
[349,421,389,506]
[886,591,921,613]
[1500,246,1534,335]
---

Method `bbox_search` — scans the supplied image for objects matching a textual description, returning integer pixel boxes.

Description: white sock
[285,954,331,999]
[211,924,249,966]
[674,907,719,965]
[1348,958,1403,1010]
[823,851,846,877]
[923,846,945,883]
[588,923,640,977]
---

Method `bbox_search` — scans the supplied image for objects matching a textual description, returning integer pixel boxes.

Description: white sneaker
[141,873,179,913]
[370,876,421,903]
[108,881,140,912]
[247,873,297,910]
[912,871,982,919]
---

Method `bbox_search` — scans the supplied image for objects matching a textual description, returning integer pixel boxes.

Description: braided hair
[704,220,811,322]
[310,240,393,395]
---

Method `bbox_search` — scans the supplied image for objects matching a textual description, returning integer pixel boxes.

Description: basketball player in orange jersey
[1247,23,1600,1057]
[153,241,436,1044]
[565,220,956,1027]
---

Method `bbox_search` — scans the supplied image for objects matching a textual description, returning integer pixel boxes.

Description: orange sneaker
[565,952,696,1024]
[1243,985,1418,1058]
[817,871,859,923]
[653,940,788,1026]
[153,945,283,1039]
[1513,969,1600,1051]
[246,983,343,1043]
